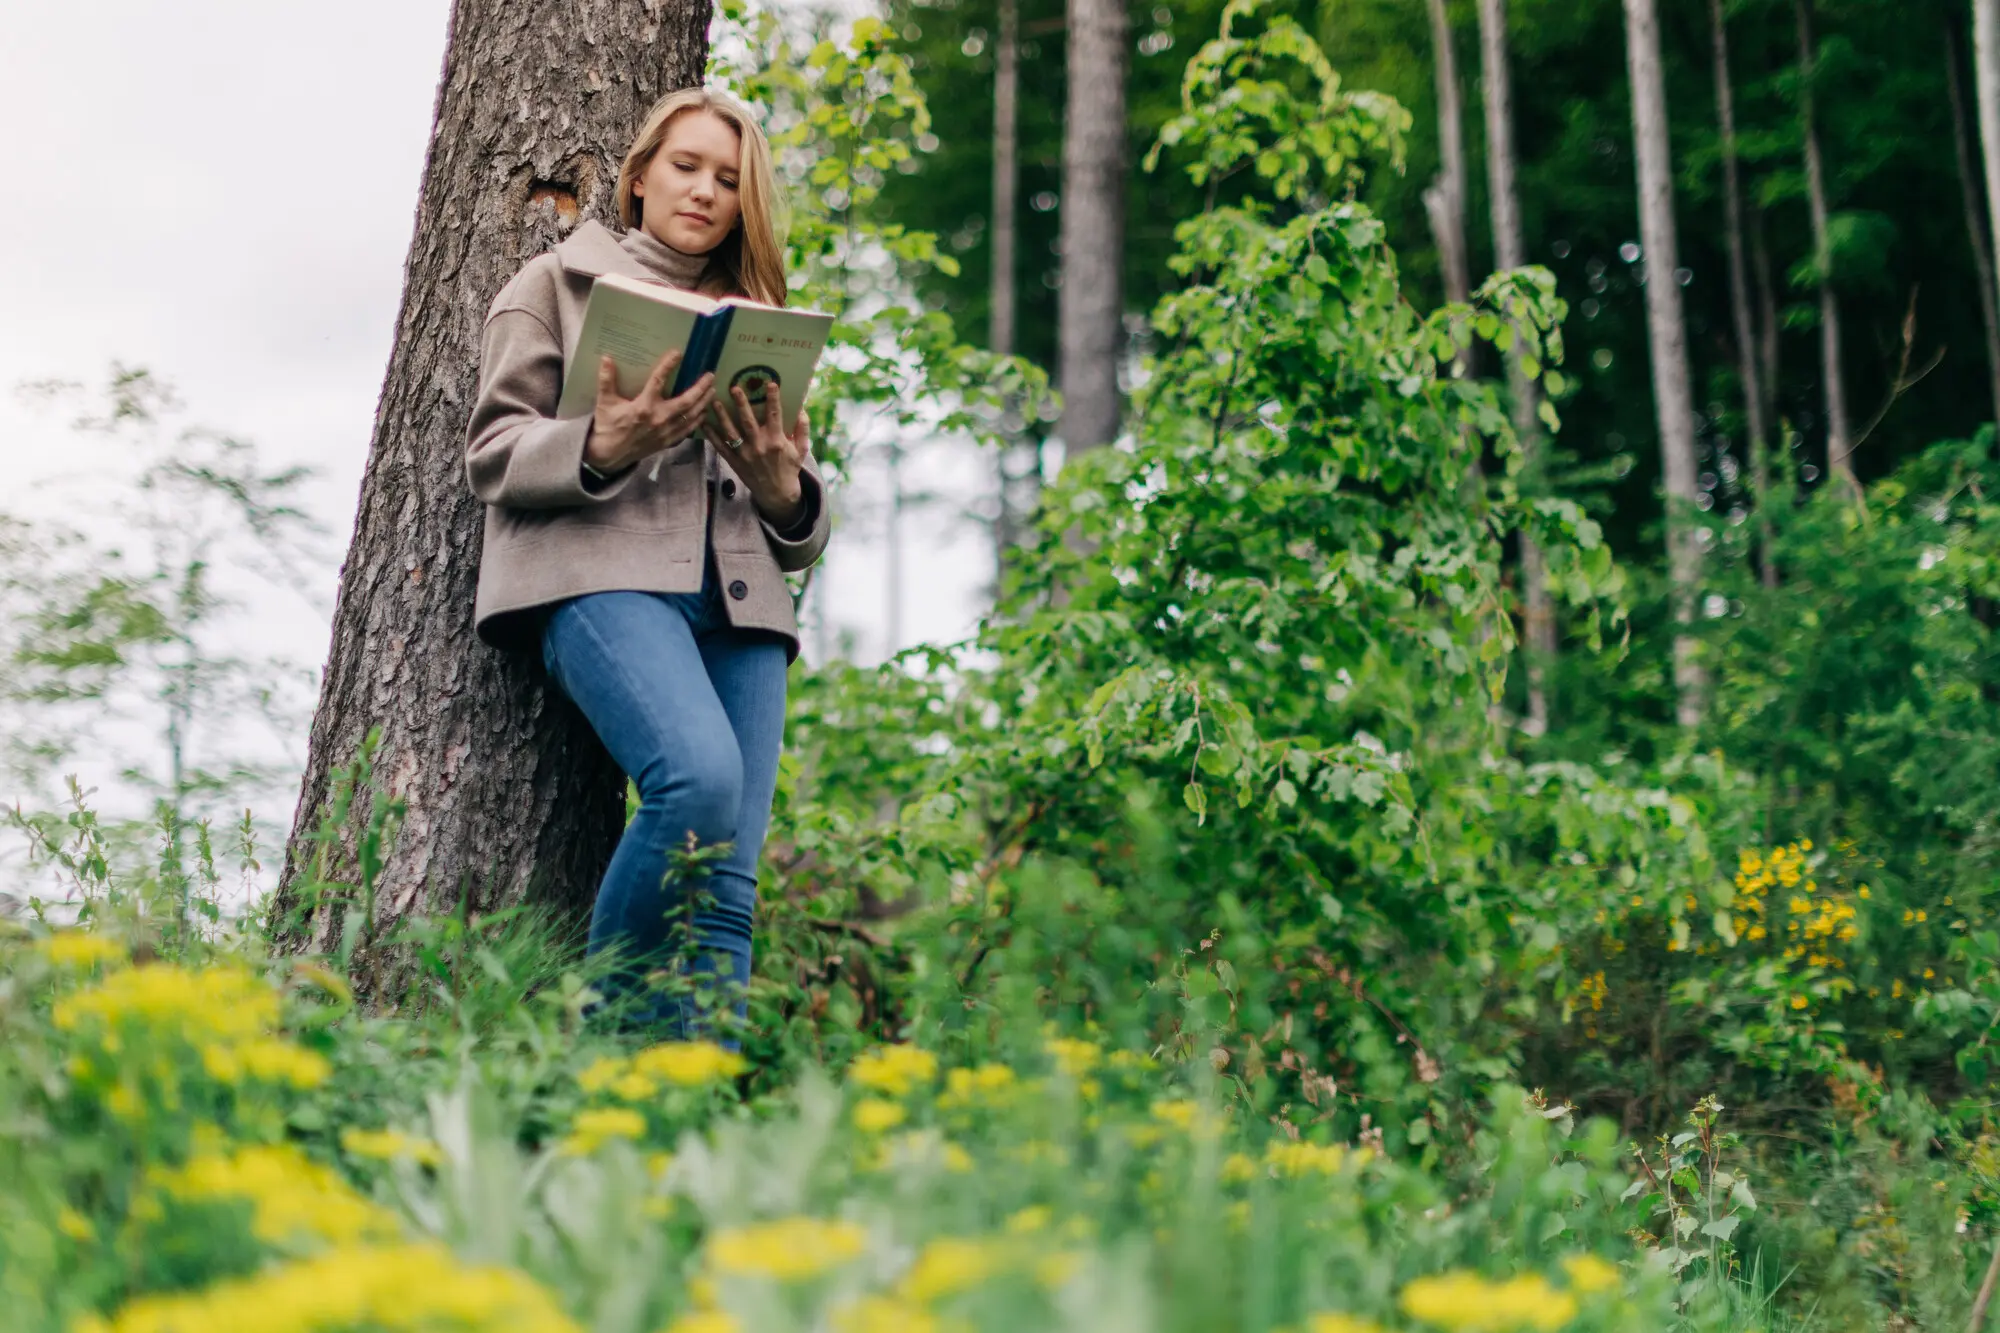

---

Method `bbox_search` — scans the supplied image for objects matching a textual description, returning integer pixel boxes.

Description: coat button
[728,579,749,601]
[720,478,737,499]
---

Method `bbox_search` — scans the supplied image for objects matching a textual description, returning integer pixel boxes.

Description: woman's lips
[678,211,712,225]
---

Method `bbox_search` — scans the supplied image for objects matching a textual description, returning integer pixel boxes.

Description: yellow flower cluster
[706,1215,869,1281]
[1399,1270,1578,1331]
[1264,1139,1352,1177]
[577,1041,747,1102]
[852,1097,908,1133]
[1733,841,1857,968]
[1043,1036,1104,1078]
[848,1045,940,1096]
[53,960,328,1111]
[560,1107,648,1155]
[340,1126,444,1168]
[142,1144,400,1249]
[938,1062,1018,1109]
[1308,1315,1388,1333]
[75,1242,579,1333]
[36,930,127,971]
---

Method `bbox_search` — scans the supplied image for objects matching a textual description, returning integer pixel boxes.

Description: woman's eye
[722,180,739,191]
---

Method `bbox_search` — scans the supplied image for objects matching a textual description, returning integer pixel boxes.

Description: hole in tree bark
[526,179,580,223]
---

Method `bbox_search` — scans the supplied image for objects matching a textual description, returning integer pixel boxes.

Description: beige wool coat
[464,219,831,660]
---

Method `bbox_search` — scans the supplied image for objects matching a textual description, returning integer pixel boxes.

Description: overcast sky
[0,0,993,868]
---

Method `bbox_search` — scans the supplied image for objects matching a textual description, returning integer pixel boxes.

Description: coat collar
[553,219,641,279]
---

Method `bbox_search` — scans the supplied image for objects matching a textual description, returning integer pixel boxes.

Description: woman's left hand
[709,380,810,529]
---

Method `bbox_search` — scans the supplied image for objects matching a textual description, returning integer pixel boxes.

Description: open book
[555,272,836,426]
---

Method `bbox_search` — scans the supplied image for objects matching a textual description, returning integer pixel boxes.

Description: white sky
[0,0,995,880]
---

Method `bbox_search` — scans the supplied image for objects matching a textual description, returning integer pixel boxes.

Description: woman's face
[633,110,744,254]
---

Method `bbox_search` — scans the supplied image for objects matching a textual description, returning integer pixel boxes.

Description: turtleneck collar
[618,225,710,289]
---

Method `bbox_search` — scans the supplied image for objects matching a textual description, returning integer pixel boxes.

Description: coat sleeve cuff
[759,465,830,570]
[472,415,637,509]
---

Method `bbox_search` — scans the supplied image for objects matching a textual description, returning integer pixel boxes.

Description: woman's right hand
[586,349,717,472]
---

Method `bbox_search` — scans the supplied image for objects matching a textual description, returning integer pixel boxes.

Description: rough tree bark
[1057,0,1129,460]
[1711,0,1778,589]
[1794,0,1859,499]
[1423,0,1472,381]
[1624,0,1705,727]
[1949,17,2000,428]
[1476,0,1552,735]
[274,0,715,986]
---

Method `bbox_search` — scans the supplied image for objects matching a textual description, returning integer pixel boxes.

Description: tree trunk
[1950,17,2000,429]
[1424,0,1472,380]
[1057,0,1129,460]
[1624,0,1705,727]
[1476,0,1552,735]
[274,0,715,988]
[990,0,1029,579]
[1976,0,2000,319]
[1794,0,1858,498]
[1711,0,1777,589]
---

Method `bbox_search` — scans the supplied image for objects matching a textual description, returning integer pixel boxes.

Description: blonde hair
[617,87,789,307]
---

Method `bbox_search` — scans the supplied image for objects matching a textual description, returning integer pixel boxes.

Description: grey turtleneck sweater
[617,224,710,289]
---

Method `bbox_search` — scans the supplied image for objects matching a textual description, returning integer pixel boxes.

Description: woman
[463,87,831,1037]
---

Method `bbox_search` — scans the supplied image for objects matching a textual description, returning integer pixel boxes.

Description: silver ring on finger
[725,435,744,450]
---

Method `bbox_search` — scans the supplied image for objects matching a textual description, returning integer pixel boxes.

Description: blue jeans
[539,563,788,1038]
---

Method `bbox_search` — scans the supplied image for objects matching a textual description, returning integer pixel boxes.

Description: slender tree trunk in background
[1057,0,1129,461]
[1795,0,1858,498]
[1477,0,1552,735]
[1424,0,1472,381]
[989,0,1031,585]
[274,0,714,988]
[1950,18,2000,428]
[1975,0,2000,316]
[1711,0,1777,589]
[1624,0,1705,728]
[1752,213,1782,445]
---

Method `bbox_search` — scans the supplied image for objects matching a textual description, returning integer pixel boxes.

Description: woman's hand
[586,350,717,472]
[709,378,812,528]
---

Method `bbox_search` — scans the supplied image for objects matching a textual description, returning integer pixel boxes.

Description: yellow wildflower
[55,961,277,1042]
[1400,1270,1578,1331]
[632,1041,748,1087]
[611,1072,659,1102]
[939,1062,1017,1108]
[203,1037,330,1089]
[849,1045,939,1096]
[561,1107,647,1154]
[1044,1036,1103,1078]
[1790,995,1808,1011]
[36,931,126,971]
[73,1242,578,1333]
[1006,1205,1052,1234]
[148,1144,399,1248]
[1221,1152,1259,1184]
[853,1098,908,1133]
[1265,1140,1347,1177]
[1559,1254,1620,1294]
[340,1127,444,1169]
[706,1216,867,1281]
[577,1056,629,1095]
[897,1236,1002,1303]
